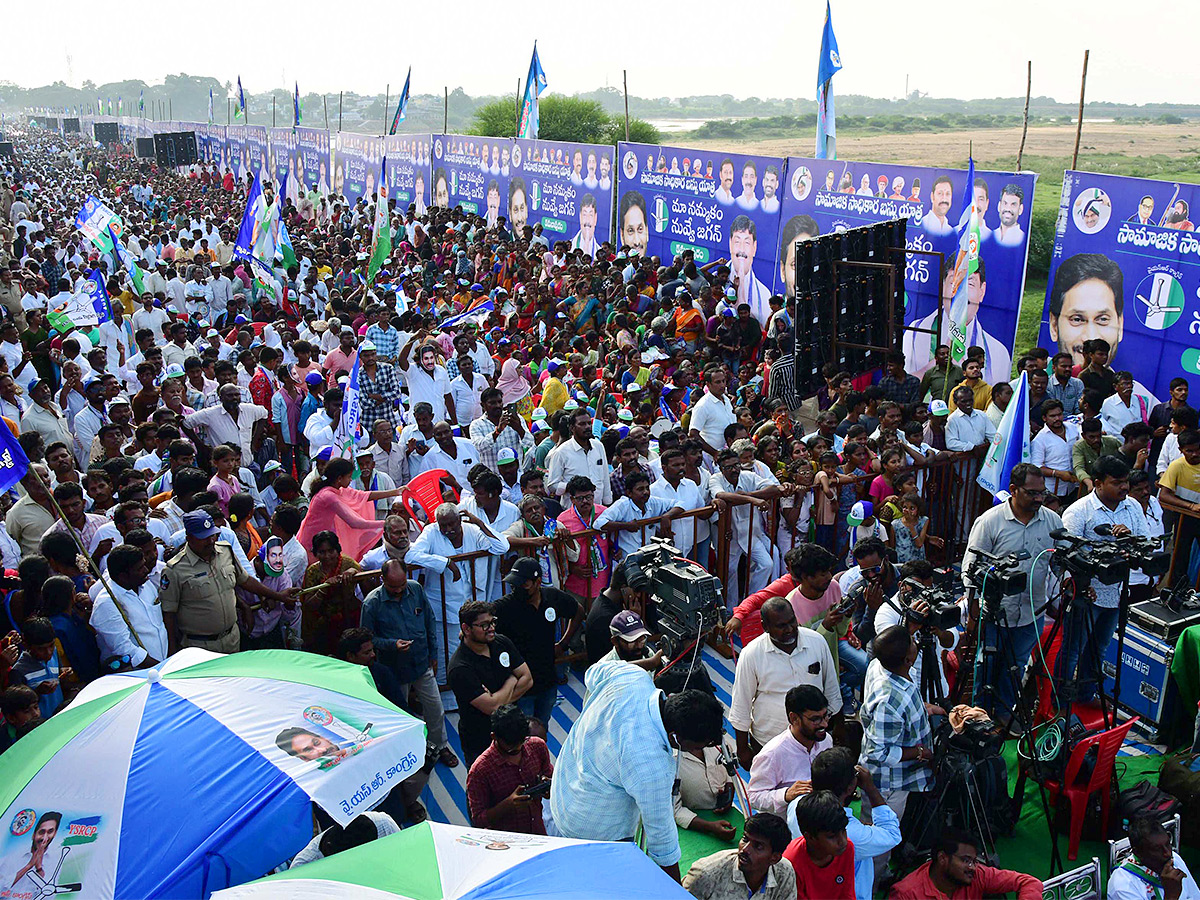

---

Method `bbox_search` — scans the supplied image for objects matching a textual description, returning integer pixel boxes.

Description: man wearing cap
[160,510,298,654]
[603,610,664,672]
[357,342,403,436]
[495,556,581,725]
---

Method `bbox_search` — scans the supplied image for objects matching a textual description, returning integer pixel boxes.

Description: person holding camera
[1059,454,1147,703]
[748,684,833,817]
[874,559,958,702]
[465,704,553,835]
[960,463,1062,726]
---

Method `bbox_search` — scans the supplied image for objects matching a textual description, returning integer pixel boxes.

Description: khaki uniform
[160,541,247,653]
[0,282,25,330]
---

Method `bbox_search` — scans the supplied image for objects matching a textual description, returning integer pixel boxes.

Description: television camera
[964,548,1029,614]
[622,537,725,660]
[898,569,962,631]
[1049,526,1168,588]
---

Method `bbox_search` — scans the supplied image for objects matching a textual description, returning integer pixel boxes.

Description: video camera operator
[1059,454,1148,702]
[840,537,901,650]
[874,560,959,702]
[960,463,1062,727]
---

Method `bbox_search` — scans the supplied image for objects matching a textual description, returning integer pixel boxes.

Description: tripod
[971,585,1066,875]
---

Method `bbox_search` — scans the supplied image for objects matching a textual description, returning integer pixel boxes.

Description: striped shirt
[859,660,934,793]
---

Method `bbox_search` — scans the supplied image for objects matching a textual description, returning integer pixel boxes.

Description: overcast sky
[7,0,1195,107]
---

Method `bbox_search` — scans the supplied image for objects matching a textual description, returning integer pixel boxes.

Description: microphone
[1093,523,1114,536]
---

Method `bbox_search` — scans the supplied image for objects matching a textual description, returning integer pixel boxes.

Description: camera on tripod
[1049,526,1169,586]
[899,573,960,631]
[623,537,725,659]
[965,549,1029,611]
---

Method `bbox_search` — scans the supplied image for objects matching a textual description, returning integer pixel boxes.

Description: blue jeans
[518,685,558,726]
[976,617,1043,723]
[839,639,869,705]
[1057,605,1120,703]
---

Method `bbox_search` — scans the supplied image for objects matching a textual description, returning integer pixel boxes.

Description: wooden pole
[1072,49,1089,170]
[169,98,172,119]
[623,70,630,142]
[324,94,329,130]
[384,84,389,137]
[515,78,521,137]
[338,91,343,132]
[227,97,230,126]
[272,94,276,128]
[1016,61,1031,170]
[443,86,448,133]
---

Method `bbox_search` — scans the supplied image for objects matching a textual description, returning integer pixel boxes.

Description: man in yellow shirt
[1158,429,1200,587]
[954,358,992,411]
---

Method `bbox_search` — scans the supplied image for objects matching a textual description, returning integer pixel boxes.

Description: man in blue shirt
[360,558,456,769]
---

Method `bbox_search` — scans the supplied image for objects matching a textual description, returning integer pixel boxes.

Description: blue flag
[517,43,548,139]
[234,171,265,261]
[815,0,842,160]
[86,268,113,325]
[389,68,411,135]
[0,416,30,494]
[293,82,301,127]
[236,76,246,120]
[977,371,1031,497]
[334,351,363,458]
[441,298,495,330]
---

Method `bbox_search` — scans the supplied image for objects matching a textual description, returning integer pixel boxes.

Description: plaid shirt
[468,414,534,471]
[859,662,934,793]
[365,323,400,361]
[445,357,461,379]
[358,362,403,432]
[465,737,554,833]
[878,373,923,405]
[610,462,652,501]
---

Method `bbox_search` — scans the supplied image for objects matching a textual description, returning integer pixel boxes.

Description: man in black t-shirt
[495,557,581,726]
[447,600,533,766]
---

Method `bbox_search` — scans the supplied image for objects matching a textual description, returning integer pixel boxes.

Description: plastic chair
[1033,621,1111,732]
[400,468,458,523]
[1043,716,1138,860]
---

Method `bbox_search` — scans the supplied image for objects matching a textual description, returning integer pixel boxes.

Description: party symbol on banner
[653,197,670,232]
[1134,272,1184,330]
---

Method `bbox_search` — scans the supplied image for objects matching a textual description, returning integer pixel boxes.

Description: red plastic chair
[1033,622,1111,732]
[400,469,458,524]
[1043,716,1138,860]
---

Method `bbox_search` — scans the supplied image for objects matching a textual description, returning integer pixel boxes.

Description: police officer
[160,510,297,654]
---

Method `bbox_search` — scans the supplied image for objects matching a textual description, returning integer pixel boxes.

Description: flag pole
[383,84,389,137]
[1017,61,1031,170]
[338,92,343,132]
[623,70,630,142]
[169,98,172,119]
[272,94,276,128]
[227,98,230,126]
[324,94,329,130]
[1072,50,1089,170]
[514,78,521,137]
[443,86,448,133]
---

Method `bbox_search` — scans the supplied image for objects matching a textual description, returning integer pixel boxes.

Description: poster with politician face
[295,127,331,199]
[382,133,432,213]
[617,141,785,327]
[432,134,509,229]
[1039,171,1200,401]
[779,157,1037,383]
[511,138,614,255]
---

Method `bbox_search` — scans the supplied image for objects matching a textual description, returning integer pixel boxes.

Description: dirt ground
[687,122,1200,168]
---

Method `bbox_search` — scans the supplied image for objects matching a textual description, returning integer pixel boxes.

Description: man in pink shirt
[322,328,358,387]
[747,684,833,816]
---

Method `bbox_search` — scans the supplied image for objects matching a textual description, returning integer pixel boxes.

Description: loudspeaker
[153,132,198,168]
[93,122,119,144]
[63,118,80,134]
[135,138,155,159]
[0,143,13,158]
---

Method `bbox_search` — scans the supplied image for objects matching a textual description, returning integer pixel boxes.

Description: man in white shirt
[132,295,171,343]
[448,354,486,426]
[182,384,268,460]
[546,408,612,506]
[1107,816,1199,900]
[689,368,736,459]
[1101,371,1151,437]
[1030,399,1079,506]
[398,333,455,423]
[709,450,780,600]
[412,420,480,492]
[90,544,168,669]
[650,448,709,560]
[729,598,842,771]
[945,385,997,452]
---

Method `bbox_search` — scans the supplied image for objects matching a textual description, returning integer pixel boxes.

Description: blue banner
[778,157,1037,383]
[1038,172,1200,401]
[245,125,269,181]
[617,141,785,326]
[225,128,247,180]
[511,138,614,253]
[432,134,508,224]
[295,127,331,197]
[269,128,298,202]
[383,133,431,214]
[334,132,382,205]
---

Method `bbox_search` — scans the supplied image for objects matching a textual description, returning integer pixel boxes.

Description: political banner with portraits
[511,138,615,254]
[294,127,331,198]
[431,134,509,226]
[333,132,383,206]
[268,128,297,201]
[779,158,1037,384]
[382,133,432,215]
[225,127,247,180]
[617,141,786,327]
[1038,171,1200,401]
[195,124,224,165]
[242,125,270,182]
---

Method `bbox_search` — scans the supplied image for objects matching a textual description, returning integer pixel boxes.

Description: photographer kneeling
[874,560,959,702]
[1059,454,1147,702]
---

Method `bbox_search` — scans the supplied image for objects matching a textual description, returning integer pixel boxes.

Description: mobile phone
[522,779,551,799]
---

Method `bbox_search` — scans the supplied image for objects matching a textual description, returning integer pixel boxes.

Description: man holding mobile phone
[465,704,554,835]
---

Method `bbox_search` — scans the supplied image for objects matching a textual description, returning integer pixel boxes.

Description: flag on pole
[368,157,392,284]
[208,88,214,124]
[440,298,495,330]
[234,172,266,261]
[279,220,298,271]
[118,96,123,115]
[333,352,363,460]
[978,371,1031,496]
[108,224,145,295]
[235,76,246,119]
[946,155,980,368]
[389,68,411,135]
[138,90,144,114]
[0,413,30,494]
[517,43,548,139]
[815,0,842,160]
[49,268,111,331]
[293,82,301,128]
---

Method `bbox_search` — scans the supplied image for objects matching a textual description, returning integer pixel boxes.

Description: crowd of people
[0,125,1194,899]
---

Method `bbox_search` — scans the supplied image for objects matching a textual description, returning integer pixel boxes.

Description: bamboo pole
[623,70,630,142]
[323,94,329,130]
[514,78,521,137]
[1072,50,1089,170]
[1017,61,1031,170]
[383,84,389,136]
[338,92,343,132]
[443,86,448,133]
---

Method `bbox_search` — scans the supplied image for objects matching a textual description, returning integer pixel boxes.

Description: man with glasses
[960,463,1062,728]
[747,685,833,817]
[465,704,553,835]
[446,600,533,767]
[889,828,1042,899]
